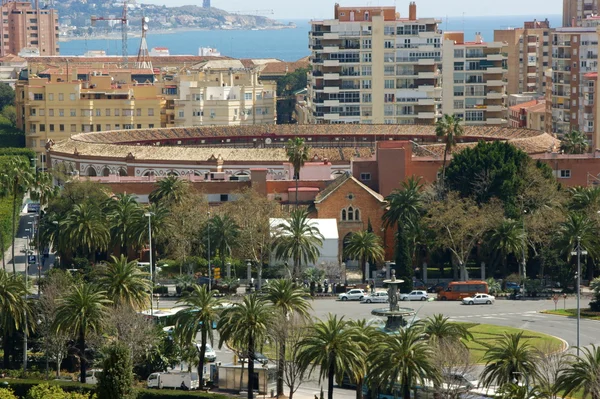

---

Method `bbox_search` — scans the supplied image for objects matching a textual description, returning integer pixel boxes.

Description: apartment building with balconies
[494,19,552,96]
[441,32,508,125]
[173,62,276,127]
[15,67,163,164]
[546,27,598,137]
[307,2,442,125]
[563,0,598,27]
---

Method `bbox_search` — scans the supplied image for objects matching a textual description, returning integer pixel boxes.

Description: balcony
[418,71,437,79]
[323,33,339,40]
[324,100,339,107]
[585,99,594,106]
[485,67,504,74]
[323,45,339,52]
[486,53,505,61]
[486,80,505,87]
[340,83,360,90]
[323,113,340,120]
[418,98,435,106]
[486,118,508,125]
[323,86,340,93]
[584,113,594,120]
[584,126,594,133]
[324,60,340,67]
[418,58,436,66]
[324,73,340,80]
[417,112,435,119]
[486,105,506,112]
[486,91,505,99]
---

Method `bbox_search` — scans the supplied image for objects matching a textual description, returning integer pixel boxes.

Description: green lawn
[457,322,565,364]
[541,308,600,320]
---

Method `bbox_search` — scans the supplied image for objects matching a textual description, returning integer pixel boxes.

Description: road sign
[214,267,221,280]
[553,295,558,304]
[27,203,40,213]
[27,255,36,265]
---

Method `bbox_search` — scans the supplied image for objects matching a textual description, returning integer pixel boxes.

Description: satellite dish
[265,138,272,144]
[143,24,148,31]
[144,16,149,23]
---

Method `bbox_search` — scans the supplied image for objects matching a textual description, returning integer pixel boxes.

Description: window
[59,124,64,131]
[360,172,371,181]
[341,209,347,221]
[347,207,354,221]
[95,109,101,116]
[70,109,76,117]
[384,93,395,103]
[33,93,43,101]
[362,79,372,89]
[362,93,372,103]
[105,109,111,116]
[245,93,252,101]
[105,124,111,130]
[69,93,75,101]
[59,109,64,117]
[178,110,184,118]
[49,109,54,116]
[39,124,45,132]
[559,170,571,178]
[114,109,120,116]
[192,93,202,101]
[136,108,142,116]
[48,93,54,101]
[70,124,76,132]
[123,109,133,116]
[361,66,372,76]
[384,79,395,89]
[362,53,372,62]
[148,108,154,116]
[362,39,371,49]
[49,124,54,132]
[137,124,142,129]
[81,109,91,117]
[58,93,64,101]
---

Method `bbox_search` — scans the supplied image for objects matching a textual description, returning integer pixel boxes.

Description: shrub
[590,277,600,311]
[136,390,229,399]
[0,387,17,399]
[96,343,135,399]
[0,380,95,398]
[27,383,70,399]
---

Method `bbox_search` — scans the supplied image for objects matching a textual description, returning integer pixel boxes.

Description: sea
[58,14,562,61]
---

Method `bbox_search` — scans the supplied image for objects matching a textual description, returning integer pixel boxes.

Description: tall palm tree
[555,345,600,399]
[568,186,600,212]
[53,283,111,383]
[208,214,240,272]
[347,319,375,399]
[435,114,464,182]
[486,218,527,278]
[272,209,324,279]
[285,137,310,208]
[218,294,273,399]
[104,193,143,255]
[30,171,59,210]
[555,211,600,261]
[135,202,171,281]
[421,313,473,345]
[264,279,312,397]
[61,202,110,263]
[343,230,385,283]
[1,157,35,273]
[561,130,589,154]
[94,254,151,310]
[296,315,365,399]
[148,175,189,205]
[0,270,32,368]
[174,285,224,388]
[367,324,440,399]
[382,177,423,290]
[480,332,540,389]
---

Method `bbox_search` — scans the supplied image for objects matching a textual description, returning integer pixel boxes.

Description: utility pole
[571,237,586,356]
[207,211,211,291]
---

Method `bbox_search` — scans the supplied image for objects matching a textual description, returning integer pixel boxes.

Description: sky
[139,0,563,20]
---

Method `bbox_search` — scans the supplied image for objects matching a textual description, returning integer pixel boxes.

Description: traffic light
[214,267,221,280]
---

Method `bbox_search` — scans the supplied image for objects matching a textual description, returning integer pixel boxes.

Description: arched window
[355,209,360,221]
[341,209,347,221]
[118,168,127,176]
[102,167,110,177]
[87,167,97,177]
[347,207,354,221]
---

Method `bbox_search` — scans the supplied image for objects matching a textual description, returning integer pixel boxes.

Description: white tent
[269,218,339,267]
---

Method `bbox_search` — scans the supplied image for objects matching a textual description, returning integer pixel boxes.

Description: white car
[360,291,389,303]
[195,343,217,362]
[462,294,495,305]
[339,289,366,301]
[399,290,429,301]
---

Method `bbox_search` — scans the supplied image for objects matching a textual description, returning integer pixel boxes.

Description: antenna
[136,15,152,70]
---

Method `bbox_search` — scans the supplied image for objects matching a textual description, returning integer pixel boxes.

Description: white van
[83,369,103,384]
[147,371,199,390]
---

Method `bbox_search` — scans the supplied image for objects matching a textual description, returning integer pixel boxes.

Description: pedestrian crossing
[448,310,549,321]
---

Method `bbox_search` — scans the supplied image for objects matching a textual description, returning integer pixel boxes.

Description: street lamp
[52,220,59,267]
[226,261,231,280]
[570,236,586,356]
[522,209,527,297]
[144,212,154,317]
[207,211,211,291]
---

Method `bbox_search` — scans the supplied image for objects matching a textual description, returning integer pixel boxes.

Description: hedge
[136,390,230,399]
[0,149,35,159]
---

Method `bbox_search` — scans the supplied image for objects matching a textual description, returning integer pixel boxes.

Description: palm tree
[555,211,600,261]
[95,254,151,310]
[568,186,600,212]
[135,202,171,281]
[561,130,589,154]
[218,294,273,399]
[148,175,189,205]
[555,345,600,399]
[382,177,423,290]
[30,171,59,210]
[296,315,365,399]
[105,193,143,255]
[208,214,240,273]
[435,114,464,182]
[367,324,440,399]
[272,209,324,279]
[264,279,312,397]
[285,137,310,208]
[174,285,224,388]
[486,218,527,278]
[480,332,540,389]
[421,313,473,345]
[53,283,111,383]
[343,230,385,283]
[0,270,32,368]
[1,157,35,273]
[347,319,375,399]
[61,202,110,263]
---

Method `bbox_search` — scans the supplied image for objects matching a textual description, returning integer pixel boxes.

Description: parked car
[82,369,102,384]
[505,282,520,290]
[413,280,428,290]
[399,290,429,301]
[195,343,217,362]
[462,294,495,305]
[239,351,269,365]
[360,291,389,303]
[427,282,448,293]
[338,289,366,301]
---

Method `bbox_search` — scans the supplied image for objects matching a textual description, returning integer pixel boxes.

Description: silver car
[360,291,389,303]
[399,290,429,301]
[462,294,495,305]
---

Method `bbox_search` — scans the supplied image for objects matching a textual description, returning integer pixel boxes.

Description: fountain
[371,269,417,332]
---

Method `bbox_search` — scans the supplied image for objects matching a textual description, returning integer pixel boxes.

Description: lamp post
[522,209,527,298]
[226,261,231,280]
[570,236,586,357]
[22,231,32,372]
[144,212,154,317]
[207,211,211,291]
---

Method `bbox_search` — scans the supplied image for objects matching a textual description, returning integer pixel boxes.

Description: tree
[561,130,589,154]
[479,332,540,389]
[148,175,189,205]
[96,342,135,399]
[264,279,312,397]
[421,314,472,345]
[61,202,110,262]
[383,177,424,291]
[432,339,475,399]
[135,202,172,282]
[219,294,273,399]
[435,114,464,182]
[555,211,600,262]
[0,83,14,111]
[343,231,385,283]
[0,270,32,368]
[555,345,600,399]
[486,218,527,278]
[104,193,143,255]
[285,137,310,207]
[296,315,365,399]
[280,315,311,399]
[208,214,240,273]
[367,324,440,399]
[1,156,34,273]
[272,209,324,279]
[174,285,223,388]
[568,186,600,213]
[1,105,17,127]
[53,283,111,383]
[95,254,151,310]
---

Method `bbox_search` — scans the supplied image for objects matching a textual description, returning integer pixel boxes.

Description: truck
[147,371,200,390]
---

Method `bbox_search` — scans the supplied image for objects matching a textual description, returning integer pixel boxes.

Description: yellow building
[15,67,163,164]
